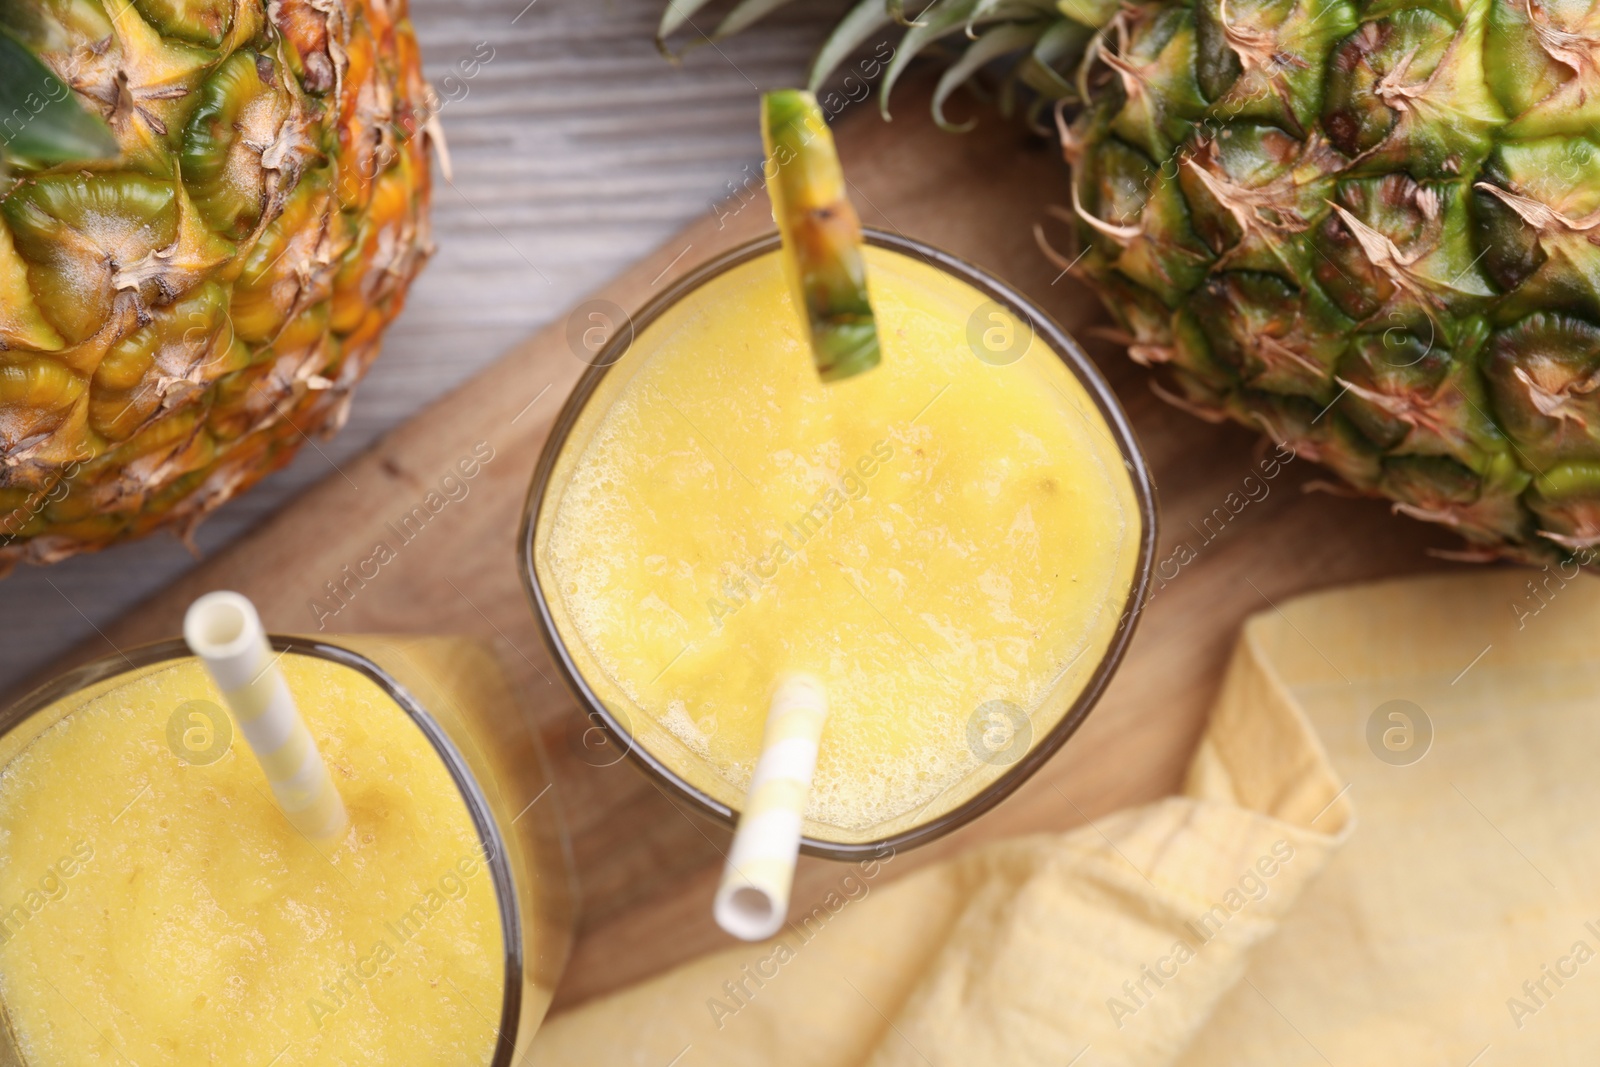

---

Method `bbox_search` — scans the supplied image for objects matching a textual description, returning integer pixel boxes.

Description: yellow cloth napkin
[529,571,1600,1065]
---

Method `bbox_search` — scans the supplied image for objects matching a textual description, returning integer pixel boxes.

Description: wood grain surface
[28,74,1459,1013]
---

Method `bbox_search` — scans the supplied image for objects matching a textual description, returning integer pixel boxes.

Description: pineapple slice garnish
[760,90,881,382]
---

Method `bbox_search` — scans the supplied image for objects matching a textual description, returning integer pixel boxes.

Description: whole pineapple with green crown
[674,0,1600,564]
[0,0,432,572]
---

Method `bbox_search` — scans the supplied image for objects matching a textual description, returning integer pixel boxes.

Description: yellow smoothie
[541,245,1143,837]
[0,655,505,1066]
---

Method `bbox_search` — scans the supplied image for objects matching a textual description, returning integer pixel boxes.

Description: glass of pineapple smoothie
[521,231,1156,857]
[0,635,575,1065]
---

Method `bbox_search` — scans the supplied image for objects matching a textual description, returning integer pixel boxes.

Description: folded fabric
[529,571,1600,1065]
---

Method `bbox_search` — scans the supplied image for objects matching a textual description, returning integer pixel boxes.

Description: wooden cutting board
[33,75,1456,1012]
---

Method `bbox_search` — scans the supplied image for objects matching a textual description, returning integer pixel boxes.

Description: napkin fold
[530,571,1600,1065]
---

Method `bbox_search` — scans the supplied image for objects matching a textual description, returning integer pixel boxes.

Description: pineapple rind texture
[1066,0,1600,562]
[0,0,432,571]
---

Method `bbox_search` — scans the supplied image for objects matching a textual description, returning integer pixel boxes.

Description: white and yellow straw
[714,673,829,941]
[183,591,348,840]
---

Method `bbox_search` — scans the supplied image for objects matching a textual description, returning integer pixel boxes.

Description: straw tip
[183,591,263,661]
[715,881,785,942]
[297,800,350,843]
[773,672,827,706]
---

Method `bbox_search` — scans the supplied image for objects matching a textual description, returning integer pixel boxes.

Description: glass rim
[518,228,1159,860]
[0,637,527,1067]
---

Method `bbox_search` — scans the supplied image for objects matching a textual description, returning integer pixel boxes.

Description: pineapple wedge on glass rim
[760,88,882,383]
[0,0,434,573]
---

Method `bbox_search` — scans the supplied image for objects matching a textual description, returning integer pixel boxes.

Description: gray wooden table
[0,0,853,695]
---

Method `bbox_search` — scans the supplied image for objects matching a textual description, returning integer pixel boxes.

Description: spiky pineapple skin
[1062,0,1600,562]
[0,0,432,571]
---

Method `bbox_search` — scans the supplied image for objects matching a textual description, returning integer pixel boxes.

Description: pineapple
[677,0,1600,564]
[761,89,882,381]
[0,0,432,572]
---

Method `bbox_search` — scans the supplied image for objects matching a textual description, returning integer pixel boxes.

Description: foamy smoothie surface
[543,245,1143,834]
[0,655,504,1066]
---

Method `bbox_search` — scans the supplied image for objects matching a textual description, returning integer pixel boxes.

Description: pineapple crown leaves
[0,30,119,174]
[658,0,1091,131]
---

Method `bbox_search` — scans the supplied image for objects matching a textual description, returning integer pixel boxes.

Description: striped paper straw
[714,673,829,941]
[183,591,348,840]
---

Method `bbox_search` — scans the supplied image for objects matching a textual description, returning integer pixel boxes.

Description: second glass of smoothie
[0,635,575,1065]
[522,231,1156,855]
